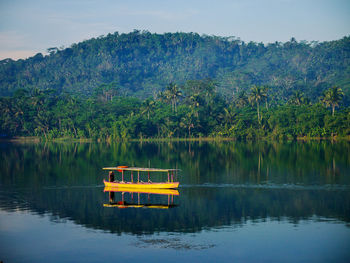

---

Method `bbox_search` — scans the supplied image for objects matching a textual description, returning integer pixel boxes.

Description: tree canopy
[0,31,349,140]
[0,31,349,103]
[0,80,349,140]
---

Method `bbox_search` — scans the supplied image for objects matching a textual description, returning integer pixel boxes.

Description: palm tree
[141,99,155,120]
[30,88,44,110]
[322,86,344,116]
[235,91,248,108]
[160,117,178,138]
[166,83,182,113]
[262,86,269,109]
[34,110,50,139]
[180,112,195,138]
[188,93,203,118]
[157,91,169,103]
[289,91,304,106]
[218,106,236,126]
[248,86,267,122]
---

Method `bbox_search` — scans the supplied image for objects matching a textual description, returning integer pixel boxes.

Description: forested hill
[1,30,350,101]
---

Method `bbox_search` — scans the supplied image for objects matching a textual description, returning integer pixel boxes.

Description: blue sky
[0,0,349,60]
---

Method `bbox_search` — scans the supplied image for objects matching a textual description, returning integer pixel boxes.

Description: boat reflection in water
[103,187,179,209]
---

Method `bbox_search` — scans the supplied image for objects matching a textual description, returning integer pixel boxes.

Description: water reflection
[0,141,349,235]
[104,187,179,209]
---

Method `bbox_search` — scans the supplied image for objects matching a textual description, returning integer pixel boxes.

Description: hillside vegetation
[1,81,349,140]
[1,31,350,101]
[0,31,349,140]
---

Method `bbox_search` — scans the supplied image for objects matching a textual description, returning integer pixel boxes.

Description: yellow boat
[104,186,179,196]
[102,166,180,189]
[103,180,179,189]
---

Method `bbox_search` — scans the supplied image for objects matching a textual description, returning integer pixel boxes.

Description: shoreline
[0,137,92,143]
[1,136,349,143]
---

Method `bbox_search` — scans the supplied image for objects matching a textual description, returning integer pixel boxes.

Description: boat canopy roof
[102,167,180,172]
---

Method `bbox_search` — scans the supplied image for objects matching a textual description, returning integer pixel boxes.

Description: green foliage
[248,85,268,123]
[0,32,349,102]
[321,86,344,116]
[1,79,349,140]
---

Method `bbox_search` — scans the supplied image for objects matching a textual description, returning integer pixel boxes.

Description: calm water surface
[0,141,349,262]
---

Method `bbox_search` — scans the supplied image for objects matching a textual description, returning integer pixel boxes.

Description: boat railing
[103,166,181,183]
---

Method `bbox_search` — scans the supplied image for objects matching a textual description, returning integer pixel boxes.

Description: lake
[0,141,349,262]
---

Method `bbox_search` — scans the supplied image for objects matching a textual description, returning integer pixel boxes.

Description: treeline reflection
[0,141,349,234]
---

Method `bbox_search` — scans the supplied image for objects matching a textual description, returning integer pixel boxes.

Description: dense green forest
[0,79,349,140]
[0,31,349,140]
[1,31,350,100]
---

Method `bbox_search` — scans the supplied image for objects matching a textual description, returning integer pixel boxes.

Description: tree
[34,110,50,139]
[94,82,120,102]
[187,93,202,117]
[235,91,248,108]
[157,90,170,104]
[180,112,195,137]
[263,86,269,110]
[218,106,236,126]
[141,99,155,120]
[166,83,182,113]
[289,91,308,106]
[248,86,267,122]
[322,86,344,116]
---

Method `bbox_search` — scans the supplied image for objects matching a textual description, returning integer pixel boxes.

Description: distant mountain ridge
[1,30,349,101]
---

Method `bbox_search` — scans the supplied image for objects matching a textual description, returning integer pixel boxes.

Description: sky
[0,0,349,60]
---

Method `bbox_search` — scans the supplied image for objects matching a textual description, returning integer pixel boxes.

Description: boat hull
[104,186,179,195]
[103,180,179,189]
